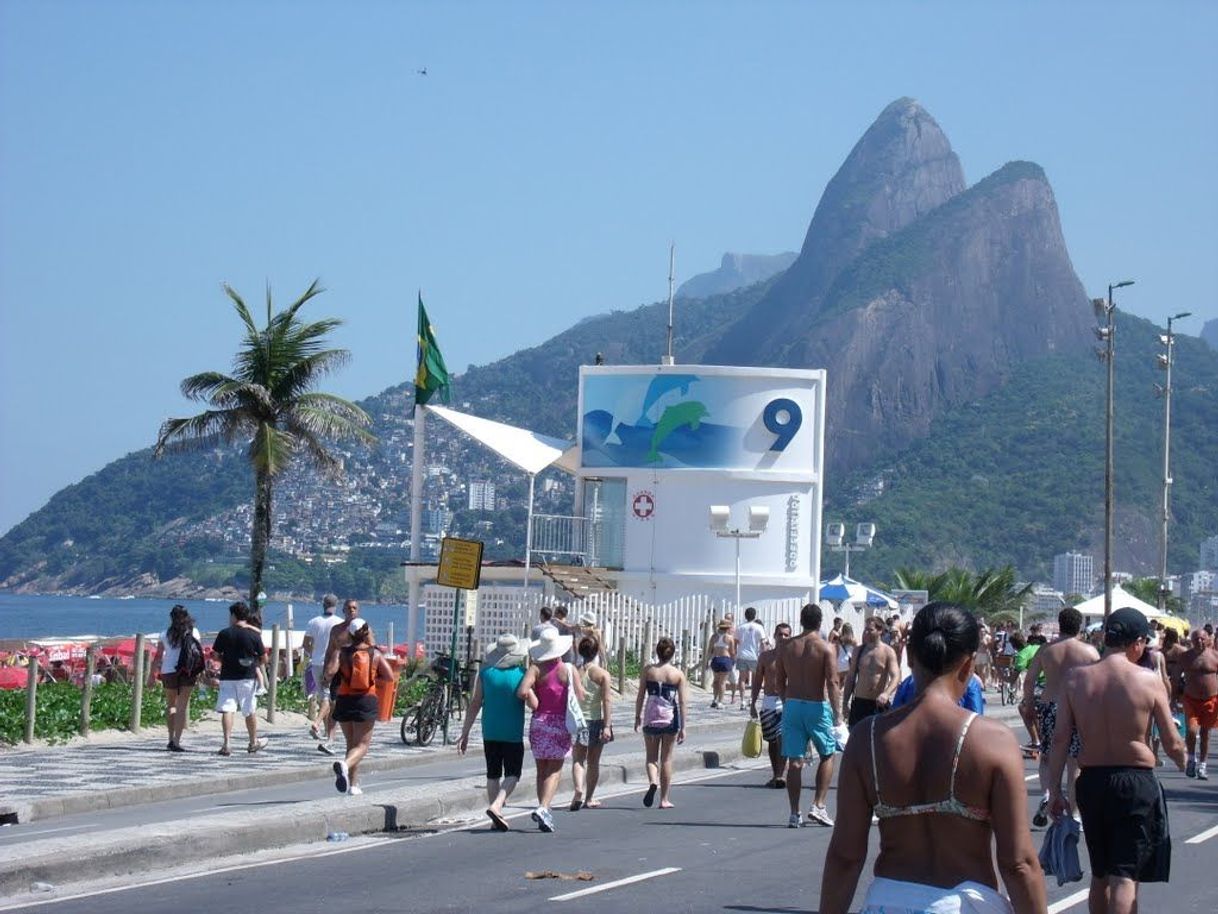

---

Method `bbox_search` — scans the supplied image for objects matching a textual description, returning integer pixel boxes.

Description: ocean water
[0,593,424,642]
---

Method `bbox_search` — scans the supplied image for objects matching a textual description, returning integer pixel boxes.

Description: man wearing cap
[1049,607,1186,914]
[302,594,343,740]
[1178,627,1218,780]
[458,633,528,831]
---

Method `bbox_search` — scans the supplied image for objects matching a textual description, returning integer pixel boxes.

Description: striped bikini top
[870,711,991,824]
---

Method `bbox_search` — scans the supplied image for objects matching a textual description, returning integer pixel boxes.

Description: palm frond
[271,349,353,400]
[224,284,259,338]
[154,409,250,457]
[248,422,296,477]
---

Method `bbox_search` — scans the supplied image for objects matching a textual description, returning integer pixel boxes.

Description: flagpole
[408,403,425,658]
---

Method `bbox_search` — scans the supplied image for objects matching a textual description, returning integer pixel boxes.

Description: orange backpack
[340,646,377,694]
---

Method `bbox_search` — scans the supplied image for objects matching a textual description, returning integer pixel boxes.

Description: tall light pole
[1094,280,1134,622]
[1156,311,1192,609]
[825,522,876,578]
[710,505,769,614]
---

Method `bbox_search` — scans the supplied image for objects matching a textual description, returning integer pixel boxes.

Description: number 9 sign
[763,398,802,451]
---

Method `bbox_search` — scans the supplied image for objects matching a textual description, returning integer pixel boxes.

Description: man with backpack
[330,617,393,795]
[212,601,268,756]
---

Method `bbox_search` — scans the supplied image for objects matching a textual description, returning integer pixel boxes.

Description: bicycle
[994,654,1021,706]
[400,654,473,747]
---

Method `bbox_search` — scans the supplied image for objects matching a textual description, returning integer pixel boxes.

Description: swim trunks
[848,696,881,729]
[735,657,758,674]
[1037,699,1082,757]
[780,697,836,759]
[1076,766,1169,882]
[759,694,784,743]
[1184,693,1218,730]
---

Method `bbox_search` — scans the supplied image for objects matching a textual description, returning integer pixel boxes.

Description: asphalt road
[6,757,1217,913]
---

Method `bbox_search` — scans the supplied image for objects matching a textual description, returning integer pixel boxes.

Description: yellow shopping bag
[742,718,763,758]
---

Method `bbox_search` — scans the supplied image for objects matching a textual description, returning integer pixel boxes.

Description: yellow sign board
[437,536,484,590]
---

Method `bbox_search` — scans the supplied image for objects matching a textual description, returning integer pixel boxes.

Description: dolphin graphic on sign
[636,374,699,426]
[646,401,709,463]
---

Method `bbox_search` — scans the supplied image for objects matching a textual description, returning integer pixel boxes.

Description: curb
[0,735,750,898]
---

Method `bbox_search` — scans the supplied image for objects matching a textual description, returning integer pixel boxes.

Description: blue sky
[1,0,1216,536]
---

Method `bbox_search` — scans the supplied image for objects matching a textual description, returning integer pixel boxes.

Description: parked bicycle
[400,654,473,746]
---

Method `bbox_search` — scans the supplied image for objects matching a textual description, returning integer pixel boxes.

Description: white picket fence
[422,584,871,676]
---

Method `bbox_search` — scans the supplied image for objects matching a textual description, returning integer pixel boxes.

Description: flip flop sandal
[643,783,658,807]
[486,809,510,831]
[217,747,232,756]
[584,800,602,808]
[569,798,583,812]
[248,738,268,753]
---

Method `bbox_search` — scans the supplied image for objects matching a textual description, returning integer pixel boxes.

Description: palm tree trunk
[250,468,272,610]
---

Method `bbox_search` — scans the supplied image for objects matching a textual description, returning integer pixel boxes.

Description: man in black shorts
[1048,608,1186,914]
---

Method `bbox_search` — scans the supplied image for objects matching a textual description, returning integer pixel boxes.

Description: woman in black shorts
[331,619,393,796]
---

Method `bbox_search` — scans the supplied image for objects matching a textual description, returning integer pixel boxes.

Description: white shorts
[216,679,258,716]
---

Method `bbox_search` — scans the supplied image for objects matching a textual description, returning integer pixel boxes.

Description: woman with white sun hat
[517,627,585,832]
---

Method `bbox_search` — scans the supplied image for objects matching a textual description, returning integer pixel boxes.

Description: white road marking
[0,761,769,911]
[0,823,94,842]
[1185,821,1218,844]
[1046,888,1090,913]
[550,867,681,902]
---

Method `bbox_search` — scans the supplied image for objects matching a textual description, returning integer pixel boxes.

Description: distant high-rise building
[1201,535,1218,571]
[468,480,496,511]
[1053,552,1094,598]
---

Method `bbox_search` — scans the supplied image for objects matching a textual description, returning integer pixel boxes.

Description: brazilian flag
[414,294,451,406]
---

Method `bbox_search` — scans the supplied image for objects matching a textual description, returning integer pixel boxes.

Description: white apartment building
[1053,552,1094,598]
[1201,535,1218,572]
[468,480,497,511]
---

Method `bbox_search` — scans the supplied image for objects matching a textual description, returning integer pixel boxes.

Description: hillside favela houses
[406,363,843,659]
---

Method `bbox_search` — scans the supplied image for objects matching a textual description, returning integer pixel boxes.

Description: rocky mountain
[1203,318,1218,351]
[4,97,1213,598]
[676,251,796,299]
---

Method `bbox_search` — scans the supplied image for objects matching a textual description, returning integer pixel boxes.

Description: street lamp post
[1157,311,1192,609]
[1094,280,1134,622]
[710,505,769,614]
[825,522,876,579]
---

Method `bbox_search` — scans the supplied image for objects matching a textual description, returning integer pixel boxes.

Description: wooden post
[129,633,146,733]
[80,645,96,736]
[617,635,627,695]
[268,624,281,724]
[23,657,37,744]
[642,619,654,667]
[387,622,395,654]
[681,629,691,679]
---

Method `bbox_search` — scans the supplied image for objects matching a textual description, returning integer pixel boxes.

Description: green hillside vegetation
[841,311,1218,583]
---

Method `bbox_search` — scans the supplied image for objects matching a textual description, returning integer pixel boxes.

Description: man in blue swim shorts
[774,603,842,828]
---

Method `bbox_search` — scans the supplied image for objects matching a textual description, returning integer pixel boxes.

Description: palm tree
[893,564,1033,624]
[154,280,374,606]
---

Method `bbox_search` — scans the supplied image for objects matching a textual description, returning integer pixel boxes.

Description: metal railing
[530,513,592,560]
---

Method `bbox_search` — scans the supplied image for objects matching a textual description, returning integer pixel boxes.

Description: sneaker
[787,813,803,829]
[1187,758,1198,778]
[643,783,658,807]
[807,805,834,827]
[709,700,719,709]
[1199,761,1209,781]
[333,760,349,793]
[317,742,336,757]
[348,785,364,796]
[1032,796,1050,828]
[531,807,555,833]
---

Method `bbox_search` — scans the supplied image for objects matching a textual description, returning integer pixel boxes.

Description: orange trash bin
[375,656,403,722]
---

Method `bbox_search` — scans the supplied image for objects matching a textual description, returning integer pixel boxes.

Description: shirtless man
[774,604,842,828]
[1160,627,1186,706]
[750,622,791,789]
[843,616,900,729]
[318,599,360,755]
[1048,608,1185,914]
[1178,627,1218,780]
[1021,606,1099,826]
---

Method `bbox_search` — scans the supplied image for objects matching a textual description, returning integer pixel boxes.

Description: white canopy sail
[425,404,578,475]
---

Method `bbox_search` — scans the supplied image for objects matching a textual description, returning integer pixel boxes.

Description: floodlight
[748,505,770,533]
[1156,354,1170,369]
[1158,335,1170,346]
[709,505,731,533]
[855,523,876,547]
[1112,280,1135,290]
[1093,327,1109,341]
[825,523,845,547]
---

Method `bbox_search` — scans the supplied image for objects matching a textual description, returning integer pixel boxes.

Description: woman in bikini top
[819,602,1046,914]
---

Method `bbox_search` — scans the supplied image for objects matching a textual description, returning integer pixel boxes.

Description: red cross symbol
[632,491,655,520]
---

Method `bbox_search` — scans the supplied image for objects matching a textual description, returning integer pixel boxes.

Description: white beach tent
[1072,585,1167,620]
[420,404,579,591]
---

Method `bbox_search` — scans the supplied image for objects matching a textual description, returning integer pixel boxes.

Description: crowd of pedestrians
[139,593,1218,913]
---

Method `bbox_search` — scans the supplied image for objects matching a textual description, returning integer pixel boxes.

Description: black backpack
[175,632,205,681]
